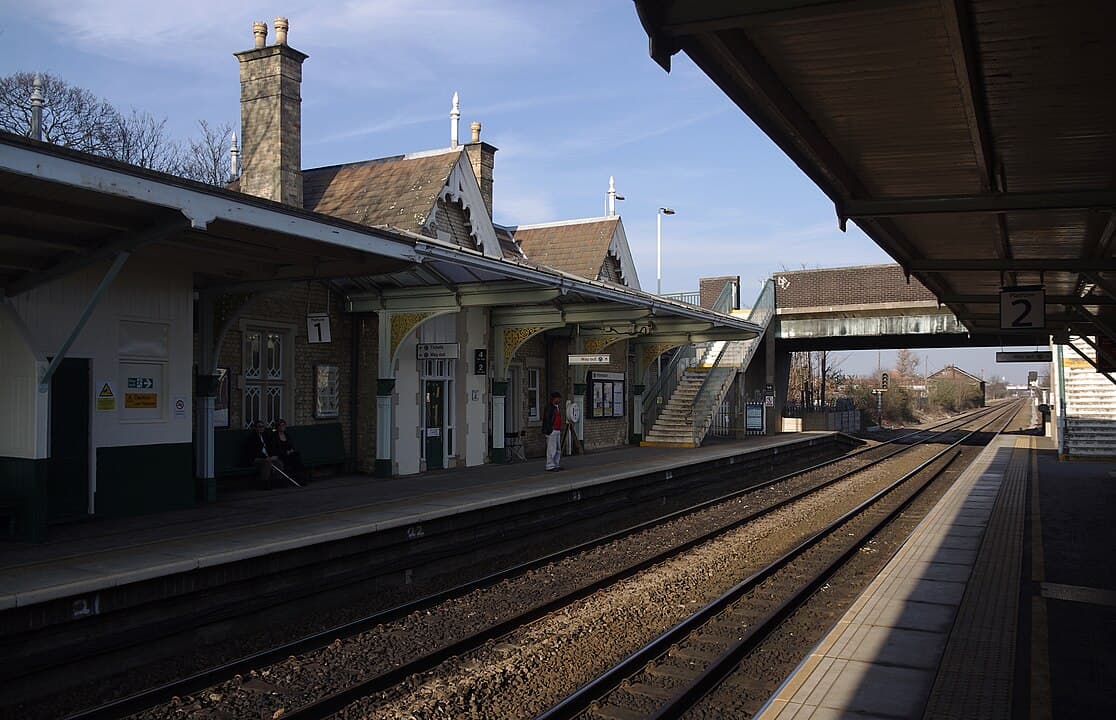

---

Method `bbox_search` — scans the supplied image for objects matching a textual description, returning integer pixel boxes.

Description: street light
[657,207,675,295]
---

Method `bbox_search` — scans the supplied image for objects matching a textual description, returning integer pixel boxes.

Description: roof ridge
[303,147,461,174]
[513,216,617,231]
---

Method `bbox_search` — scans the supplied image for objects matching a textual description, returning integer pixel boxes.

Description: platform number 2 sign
[1000,288,1045,330]
[307,313,332,344]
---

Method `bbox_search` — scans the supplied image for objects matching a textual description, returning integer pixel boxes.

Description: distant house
[927,365,986,408]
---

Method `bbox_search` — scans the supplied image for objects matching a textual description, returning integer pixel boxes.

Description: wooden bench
[0,497,18,538]
[214,429,258,481]
[287,423,349,476]
[213,423,349,486]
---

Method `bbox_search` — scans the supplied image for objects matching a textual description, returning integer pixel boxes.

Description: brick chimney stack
[464,120,496,217]
[234,17,308,207]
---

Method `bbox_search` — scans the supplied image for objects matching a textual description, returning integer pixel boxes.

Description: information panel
[589,371,625,419]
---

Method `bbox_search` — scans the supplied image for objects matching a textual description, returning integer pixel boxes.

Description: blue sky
[0,1,1047,382]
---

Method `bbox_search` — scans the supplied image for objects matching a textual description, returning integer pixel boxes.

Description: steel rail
[245,406,1017,720]
[536,401,1021,720]
[65,404,1010,720]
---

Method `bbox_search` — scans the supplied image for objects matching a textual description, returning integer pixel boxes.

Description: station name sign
[569,354,610,365]
[995,351,1053,363]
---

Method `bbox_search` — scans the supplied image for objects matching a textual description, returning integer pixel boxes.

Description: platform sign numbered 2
[307,313,332,344]
[1000,288,1045,330]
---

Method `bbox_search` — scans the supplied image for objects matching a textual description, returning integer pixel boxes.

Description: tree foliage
[1,71,232,185]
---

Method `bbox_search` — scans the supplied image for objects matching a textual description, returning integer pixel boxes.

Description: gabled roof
[301,147,500,257]
[512,216,641,288]
[928,365,984,384]
[302,148,461,233]
[494,224,525,261]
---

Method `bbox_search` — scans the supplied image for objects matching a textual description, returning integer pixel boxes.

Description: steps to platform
[1061,340,1116,458]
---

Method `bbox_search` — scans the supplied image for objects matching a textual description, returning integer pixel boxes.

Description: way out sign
[1000,288,1045,330]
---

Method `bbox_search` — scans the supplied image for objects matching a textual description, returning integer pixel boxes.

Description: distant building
[927,365,986,408]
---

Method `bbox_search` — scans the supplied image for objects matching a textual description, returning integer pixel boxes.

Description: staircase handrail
[689,280,775,445]
[710,280,737,315]
[642,343,697,432]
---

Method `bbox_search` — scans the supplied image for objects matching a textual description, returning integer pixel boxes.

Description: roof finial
[30,73,44,141]
[450,92,460,148]
[607,175,624,216]
[229,131,240,181]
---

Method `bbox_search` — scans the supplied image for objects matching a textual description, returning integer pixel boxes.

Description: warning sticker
[124,392,158,409]
[96,381,116,411]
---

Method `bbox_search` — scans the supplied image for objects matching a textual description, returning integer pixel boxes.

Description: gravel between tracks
[130,436,949,720]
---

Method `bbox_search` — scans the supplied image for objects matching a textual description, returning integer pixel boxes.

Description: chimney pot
[470,121,481,143]
[253,21,268,48]
[274,17,289,45]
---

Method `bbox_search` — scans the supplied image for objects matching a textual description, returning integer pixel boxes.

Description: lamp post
[657,207,675,295]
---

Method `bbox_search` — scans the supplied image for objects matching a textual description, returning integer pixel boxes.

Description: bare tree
[1,71,231,186]
[0,72,119,154]
[111,108,182,173]
[894,348,919,385]
[175,120,235,185]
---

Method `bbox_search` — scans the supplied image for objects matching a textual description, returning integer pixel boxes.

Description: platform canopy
[634,0,1116,345]
[0,132,760,344]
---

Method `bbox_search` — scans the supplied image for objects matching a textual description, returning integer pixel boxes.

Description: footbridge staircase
[642,280,775,447]
[1057,339,1116,459]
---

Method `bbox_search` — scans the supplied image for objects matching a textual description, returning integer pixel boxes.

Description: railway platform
[755,430,1116,719]
[0,431,852,629]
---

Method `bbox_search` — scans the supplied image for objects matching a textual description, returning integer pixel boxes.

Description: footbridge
[774,264,1046,351]
[648,263,1050,443]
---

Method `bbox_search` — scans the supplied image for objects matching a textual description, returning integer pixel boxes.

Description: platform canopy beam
[839,191,1116,221]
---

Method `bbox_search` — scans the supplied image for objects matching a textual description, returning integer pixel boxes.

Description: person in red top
[542,391,564,471]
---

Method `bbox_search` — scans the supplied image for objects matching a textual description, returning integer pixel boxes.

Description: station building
[0,19,759,540]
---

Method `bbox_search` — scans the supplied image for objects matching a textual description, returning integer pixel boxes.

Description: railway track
[66,403,1022,720]
[539,400,1022,720]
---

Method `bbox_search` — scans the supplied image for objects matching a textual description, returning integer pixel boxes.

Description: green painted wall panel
[95,443,195,517]
[0,457,48,541]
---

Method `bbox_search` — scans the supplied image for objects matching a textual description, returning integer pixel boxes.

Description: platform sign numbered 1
[307,313,332,344]
[1000,288,1045,330]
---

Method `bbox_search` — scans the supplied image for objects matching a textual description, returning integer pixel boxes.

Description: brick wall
[236,44,306,207]
[512,333,547,458]
[355,313,379,473]
[464,141,495,217]
[216,283,355,457]
[581,340,630,452]
[774,264,936,309]
[699,276,739,310]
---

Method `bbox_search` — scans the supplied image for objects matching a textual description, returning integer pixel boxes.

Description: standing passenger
[542,391,564,471]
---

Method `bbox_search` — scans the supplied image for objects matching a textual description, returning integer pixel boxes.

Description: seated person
[244,420,283,489]
[272,419,307,483]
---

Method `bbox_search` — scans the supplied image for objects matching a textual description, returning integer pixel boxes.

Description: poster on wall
[214,367,230,428]
[315,364,341,418]
[589,371,625,419]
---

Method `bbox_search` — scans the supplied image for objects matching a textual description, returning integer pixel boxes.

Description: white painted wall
[0,302,47,459]
[7,256,194,494]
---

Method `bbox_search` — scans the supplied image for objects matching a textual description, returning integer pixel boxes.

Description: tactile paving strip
[922,438,1030,720]
[754,435,1027,720]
